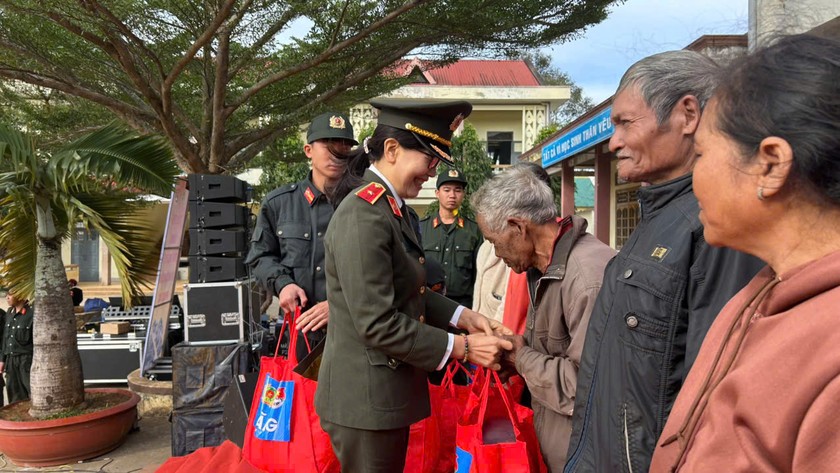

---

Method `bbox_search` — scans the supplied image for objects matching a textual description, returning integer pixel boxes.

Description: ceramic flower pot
[0,388,140,467]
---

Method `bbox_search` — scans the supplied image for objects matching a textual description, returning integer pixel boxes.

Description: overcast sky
[549,0,749,103]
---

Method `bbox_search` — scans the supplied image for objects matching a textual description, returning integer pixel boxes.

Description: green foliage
[516,51,597,127]
[250,134,311,202]
[424,123,492,219]
[0,122,180,301]
[536,123,560,145]
[0,0,619,174]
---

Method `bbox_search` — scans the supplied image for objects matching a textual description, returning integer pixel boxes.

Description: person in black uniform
[1,290,33,404]
[246,112,357,360]
[420,169,484,307]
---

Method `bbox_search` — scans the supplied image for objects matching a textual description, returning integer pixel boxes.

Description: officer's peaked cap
[370,100,472,166]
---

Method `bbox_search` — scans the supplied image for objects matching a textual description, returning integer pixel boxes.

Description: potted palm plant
[0,123,180,466]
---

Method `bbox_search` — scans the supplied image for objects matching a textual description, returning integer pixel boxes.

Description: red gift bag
[242,309,339,473]
[405,363,474,473]
[455,370,547,473]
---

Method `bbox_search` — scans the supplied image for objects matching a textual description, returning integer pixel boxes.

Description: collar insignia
[304,186,316,205]
[329,115,346,129]
[387,196,402,218]
[433,217,440,228]
[355,182,386,205]
[458,217,464,228]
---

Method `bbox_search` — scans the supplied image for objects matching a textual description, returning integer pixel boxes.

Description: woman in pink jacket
[650,34,840,472]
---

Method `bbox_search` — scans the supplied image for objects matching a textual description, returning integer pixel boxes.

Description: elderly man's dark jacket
[564,174,764,473]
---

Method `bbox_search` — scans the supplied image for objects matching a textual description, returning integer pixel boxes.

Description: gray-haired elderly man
[472,165,615,472]
[563,52,765,473]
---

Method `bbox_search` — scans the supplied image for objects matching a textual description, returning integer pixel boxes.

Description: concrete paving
[0,415,173,473]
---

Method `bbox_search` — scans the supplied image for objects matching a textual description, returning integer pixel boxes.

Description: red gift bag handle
[476,369,521,427]
[441,361,473,394]
[281,306,314,364]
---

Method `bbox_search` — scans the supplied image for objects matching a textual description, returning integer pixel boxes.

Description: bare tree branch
[229,6,299,78]
[227,0,431,114]
[162,0,236,100]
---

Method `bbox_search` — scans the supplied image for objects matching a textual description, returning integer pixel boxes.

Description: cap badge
[430,144,451,162]
[449,113,465,132]
[448,169,459,178]
[329,115,346,129]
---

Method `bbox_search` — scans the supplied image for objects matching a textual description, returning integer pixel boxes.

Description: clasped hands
[454,308,517,371]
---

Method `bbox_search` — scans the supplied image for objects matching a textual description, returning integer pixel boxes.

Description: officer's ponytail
[328,124,426,207]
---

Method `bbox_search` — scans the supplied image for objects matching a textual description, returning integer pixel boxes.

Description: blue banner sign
[542,106,613,167]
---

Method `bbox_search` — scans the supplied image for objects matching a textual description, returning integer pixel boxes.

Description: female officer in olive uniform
[315,100,513,472]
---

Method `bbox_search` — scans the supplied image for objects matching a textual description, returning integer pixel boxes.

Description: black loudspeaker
[188,174,248,203]
[171,408,225,456]
[189,229,247,256]
[189,201,249,229]
[189,256,247,283]
[171,342,250,410]
[223,371,259,447]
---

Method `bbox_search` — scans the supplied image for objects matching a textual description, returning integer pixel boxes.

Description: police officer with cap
[420,169,484,308]
[315,100,512,472]
[246,112,356,360]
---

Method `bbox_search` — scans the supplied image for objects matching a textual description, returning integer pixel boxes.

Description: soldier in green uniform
[316,100,513,472]
[1,291,33,403]
[420,169,484,307]
[246,112,356,360]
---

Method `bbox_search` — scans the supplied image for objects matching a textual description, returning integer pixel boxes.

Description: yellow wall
[468,110,524,144]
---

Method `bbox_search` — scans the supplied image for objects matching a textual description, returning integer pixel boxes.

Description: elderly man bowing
[472,165,615,471]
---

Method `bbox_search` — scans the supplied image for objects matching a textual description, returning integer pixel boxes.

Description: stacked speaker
[188,174,250,283]
[171,174,257,456]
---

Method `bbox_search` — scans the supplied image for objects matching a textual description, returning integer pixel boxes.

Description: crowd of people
[246,33,840,473]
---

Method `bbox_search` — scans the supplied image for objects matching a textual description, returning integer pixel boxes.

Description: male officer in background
[1,290,33,403]
[246,112,356,360]
[420,169,483,307]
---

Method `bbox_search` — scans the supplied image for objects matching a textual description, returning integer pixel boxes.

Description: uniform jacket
[246,173,332,308]
[2,303,33,360]
[472,240,508,322]
[650,251,840,472]
[419,212,483,301]
[516,216,615,472]
[564,174,765,473]
[315,169,460,430]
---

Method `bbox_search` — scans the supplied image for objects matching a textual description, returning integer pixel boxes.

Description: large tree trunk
[28,237,85,419]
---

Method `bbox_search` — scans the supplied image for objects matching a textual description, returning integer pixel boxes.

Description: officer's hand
[278,284,308,315]
[457,308,513,336]
[298,301,329,333]
[460,335,514,371]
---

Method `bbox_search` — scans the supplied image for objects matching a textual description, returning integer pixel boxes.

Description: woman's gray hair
[617,50,720,126]
[472,165,557,235]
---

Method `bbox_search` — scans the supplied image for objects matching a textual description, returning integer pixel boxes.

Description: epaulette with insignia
[355,182,386,205]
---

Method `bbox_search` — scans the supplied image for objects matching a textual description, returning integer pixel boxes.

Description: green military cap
[370,100,472,166]
[307,112,358,145]
[436,168,468,189]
